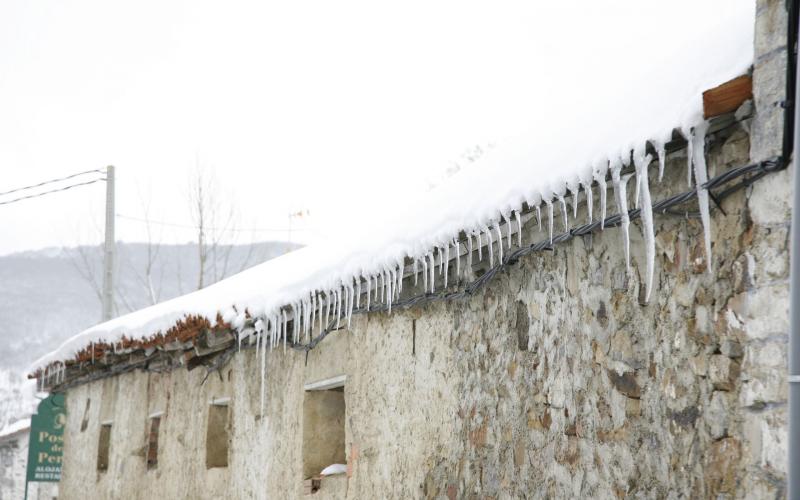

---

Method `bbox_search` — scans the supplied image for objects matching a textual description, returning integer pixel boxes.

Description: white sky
[0,0,750,256]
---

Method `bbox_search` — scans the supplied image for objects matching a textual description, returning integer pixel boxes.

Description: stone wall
[57,2,791,498]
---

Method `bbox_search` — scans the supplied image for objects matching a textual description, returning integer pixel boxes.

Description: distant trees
[70,165,270,319]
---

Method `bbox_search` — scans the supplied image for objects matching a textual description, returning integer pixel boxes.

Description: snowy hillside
[0,241,298,428]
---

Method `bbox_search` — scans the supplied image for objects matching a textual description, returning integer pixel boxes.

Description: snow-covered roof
[31,0,755,373]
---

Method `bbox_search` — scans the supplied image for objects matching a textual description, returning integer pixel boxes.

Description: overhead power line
[0,177,106,206]
[0,169,105,197]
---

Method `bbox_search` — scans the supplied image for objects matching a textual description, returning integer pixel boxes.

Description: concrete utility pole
[101,165,116,322]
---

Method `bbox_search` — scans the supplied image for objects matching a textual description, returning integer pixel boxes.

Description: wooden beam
[703,75,752,119]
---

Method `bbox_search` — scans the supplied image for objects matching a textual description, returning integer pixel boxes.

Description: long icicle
[486,226,494,266]
[569,180,580,219]
[455,239,460,279]
[428,252,435,293]
[691,121,713,273]
[634,150,656,302]
[477,231,483,261]
[546,200,554,244]
[505,215,512,249]
[536,205,542,232]
[397,262,403,297]
[594,165,608,229]
[495,222,503,264]
[439,243,450,288]
[467,234,473,271]
[685,128,694,187]
[260,316,267,416]
[421,257,428,293]
[515,211,522,247]
[365,277,371,312]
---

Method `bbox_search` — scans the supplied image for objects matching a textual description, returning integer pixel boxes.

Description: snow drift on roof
[31,0,755,372]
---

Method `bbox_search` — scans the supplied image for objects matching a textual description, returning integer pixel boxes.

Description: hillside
[0,241,298,429]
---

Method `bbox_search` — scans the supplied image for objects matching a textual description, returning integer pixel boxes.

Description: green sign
[26,393,65,482]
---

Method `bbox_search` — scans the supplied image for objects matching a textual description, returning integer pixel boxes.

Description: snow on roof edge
[29,3,756,374]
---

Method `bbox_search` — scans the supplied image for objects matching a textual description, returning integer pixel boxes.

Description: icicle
[505,215,512,249]
[685,128,694,187]
[373,274,379,303]
[631,150,642,210]
[610,158,632,271]
[691,121,713,273]
[290,303,297,343]
[581,178,593,224]
[455,240,461,278]
[355,278,361,309]
[325,291,331,327]
[414,259,419,286]
[594,166,608,229]
[259,315,267,416]
[336,287,342,328]
[396,262,403,296]
[310,295,316,339]
[515,211,522,247]
[495,222,503,264]
[477,231,483,261]
[634,151,656,302]
[366,277,371,305]
[654,140,666,182]
[422,257,428,293]
[467,234,473,271]
[386,269,395,313]
[347,282,354,327]
[535,205,542,232]
[545,200,554,244]
[428,252,436,293]
[486,226,494,266]
[443,244,449,288]
[282,310,287,351]
[568,180,580,219]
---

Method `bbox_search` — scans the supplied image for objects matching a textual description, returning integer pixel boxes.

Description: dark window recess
[97,423,112,472]
[302,387,346,479]
[206,404,229,468]
[146,417,161,469]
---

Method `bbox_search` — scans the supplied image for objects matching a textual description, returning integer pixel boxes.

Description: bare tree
[127,186,164,305]
[188,166,237,290]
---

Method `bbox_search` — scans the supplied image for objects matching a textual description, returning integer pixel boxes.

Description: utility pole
[101,165,116,322]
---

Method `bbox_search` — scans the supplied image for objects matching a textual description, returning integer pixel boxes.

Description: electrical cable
[0,178,105,206]
[0,169,104,197]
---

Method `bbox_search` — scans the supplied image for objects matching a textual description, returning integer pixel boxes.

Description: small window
[206,400,229,468]
[302,376,346,479]
[97,422,112,472]
[146,416,161,470]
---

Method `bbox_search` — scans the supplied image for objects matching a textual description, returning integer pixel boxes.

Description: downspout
[788,0,799,498]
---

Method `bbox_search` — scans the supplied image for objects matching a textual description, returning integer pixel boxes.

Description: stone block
[709,355,740,391]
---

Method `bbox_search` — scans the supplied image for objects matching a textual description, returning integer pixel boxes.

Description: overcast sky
[0,0,743,256]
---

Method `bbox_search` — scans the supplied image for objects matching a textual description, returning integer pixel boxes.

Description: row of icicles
[39,123,713,407]
[243,123,713,415]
